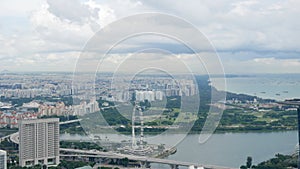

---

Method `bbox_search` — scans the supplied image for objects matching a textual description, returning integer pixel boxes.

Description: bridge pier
[88,157,95,162]
[170,164,179,169]
[139,161,151,168]
[112,158,117,164]
[189,166,205,169]
[59,148,237,169]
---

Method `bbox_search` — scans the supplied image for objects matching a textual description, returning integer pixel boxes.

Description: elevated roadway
[60,148,237,169]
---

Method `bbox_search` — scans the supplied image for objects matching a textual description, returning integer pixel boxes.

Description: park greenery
[1,75,297,135]
[0,138,18,151]
[92,97,296,135]
[0,76,299,168]
[8,160,95,169]
[60,140,103,151]
[217,109,297,132]
[240,154,298,169]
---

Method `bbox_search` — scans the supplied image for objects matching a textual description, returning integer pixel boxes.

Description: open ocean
[212,74,300,101]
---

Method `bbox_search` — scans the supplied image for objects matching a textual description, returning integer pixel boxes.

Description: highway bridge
[4,119,237,169]
[60,148,237,169]
[58,118,81,125]
[0,132,15,142]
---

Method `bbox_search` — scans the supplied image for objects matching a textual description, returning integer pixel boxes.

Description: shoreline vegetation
[1,76,297,136]
[0,75,298,169]
[0,76,298,138]
[1,76,294,135]
[59,128,298,136]
[240,154,298,169]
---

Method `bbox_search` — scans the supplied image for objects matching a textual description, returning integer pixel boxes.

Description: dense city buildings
[0,72,298,169]
[19,118,60,167]
[0,73,291,131]
[0,111,38,128]
[0,98,99,128]
[0,73,196,128]
[0,150,6,169]
[0,73,197,101]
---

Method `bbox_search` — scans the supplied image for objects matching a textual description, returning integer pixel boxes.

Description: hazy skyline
[0,0,299,74]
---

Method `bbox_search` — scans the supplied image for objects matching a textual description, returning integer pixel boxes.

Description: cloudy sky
[0,0,299,74]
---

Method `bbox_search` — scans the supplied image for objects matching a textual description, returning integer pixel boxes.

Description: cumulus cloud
[47,0,92,23]
[0,0,299,73]
[30,0,116,47]
[141,0,300,52]
[0,0,117,71]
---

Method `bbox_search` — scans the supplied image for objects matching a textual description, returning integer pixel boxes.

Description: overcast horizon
[1,0,299,74]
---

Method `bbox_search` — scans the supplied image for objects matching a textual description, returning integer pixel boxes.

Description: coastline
[58,129,298,138]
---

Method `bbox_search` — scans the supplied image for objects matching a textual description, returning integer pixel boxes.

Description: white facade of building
[155,91,164,100]
[19,118,59,167]
[135,90,162,102]
[0,150,7,169]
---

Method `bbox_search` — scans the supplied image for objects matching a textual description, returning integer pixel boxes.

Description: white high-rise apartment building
[19,118,59,167]
[0,150,7,169]
[155,91,164,100]
[135,90,155,102]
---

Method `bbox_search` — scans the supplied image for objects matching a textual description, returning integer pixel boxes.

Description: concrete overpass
[0,132,16,142]
[60,148,237,169]
[59,119,81,125]
[6,119,237,169]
